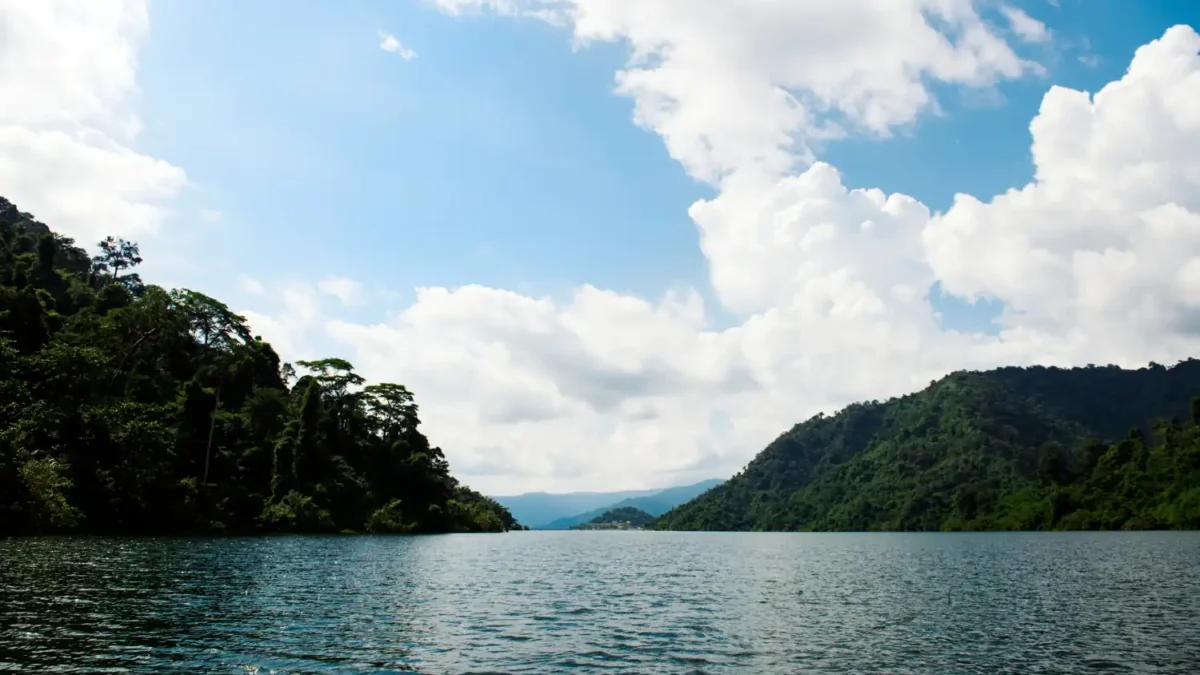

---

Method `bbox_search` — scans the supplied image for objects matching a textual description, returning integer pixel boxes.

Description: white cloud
[240,283,326,361]
[234,22,1200,496]
[308,164,990,493]
[20,0,1192,497]
[1001,6,1051,44]
[0,0,186,244]
[435,0,1038,183]
[318,276,365,306]
[378,31,417,60]
[321,284,761,492]
[239,275,266,296]
[925,25,1200,358]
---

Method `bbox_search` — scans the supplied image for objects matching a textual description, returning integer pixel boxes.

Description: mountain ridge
[652,361,1200,531]
[538,478,724,529]
[495,478,723,529]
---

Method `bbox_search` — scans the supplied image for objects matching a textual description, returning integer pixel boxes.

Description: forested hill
[569,506,655,530]
[588,507,654,527]
[652,361,1200,532]
[0,197,518,535]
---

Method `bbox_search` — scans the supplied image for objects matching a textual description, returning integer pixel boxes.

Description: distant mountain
[491,488,662,530]
[653,361,1200,532]
[536,478,724,530]
[493,479,724,529]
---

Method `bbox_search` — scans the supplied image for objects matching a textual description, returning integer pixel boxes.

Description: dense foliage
[653,362,1200,531]
[0,197,518,535]
[585,506,654,527]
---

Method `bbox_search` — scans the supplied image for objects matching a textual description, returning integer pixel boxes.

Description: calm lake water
[1,532,1198,674]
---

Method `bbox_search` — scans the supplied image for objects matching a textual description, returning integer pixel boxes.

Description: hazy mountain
[493,479,725,529]
[491,488,663,529]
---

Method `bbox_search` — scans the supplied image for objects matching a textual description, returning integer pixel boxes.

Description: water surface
[2,532,1198,673]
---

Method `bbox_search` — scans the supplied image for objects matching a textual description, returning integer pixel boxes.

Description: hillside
[652,362,1200,532]
[538,478,723,529]
[0,197,518,535]
[571,506,655,530]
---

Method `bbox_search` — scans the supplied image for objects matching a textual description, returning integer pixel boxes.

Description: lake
[1,532,1198,673]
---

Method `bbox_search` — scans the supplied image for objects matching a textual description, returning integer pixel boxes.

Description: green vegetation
[0,197,519,535]
[653,362,1200,532]
[571,506,654,529]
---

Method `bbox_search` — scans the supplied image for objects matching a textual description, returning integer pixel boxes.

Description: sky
[2,0,1200,496]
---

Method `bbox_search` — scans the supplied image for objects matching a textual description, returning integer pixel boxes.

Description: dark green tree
[0,197,519,536]
[653,362,1200,532]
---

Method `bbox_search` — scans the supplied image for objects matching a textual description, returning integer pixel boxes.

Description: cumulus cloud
[244,16,1200,495]
[322,285,759,490]
[433,0,1038,183]
[0,0,186,244]
[379,31,417,60]
[311,167,985,493]
[22,0,1191,495]
[926,25,1200,362]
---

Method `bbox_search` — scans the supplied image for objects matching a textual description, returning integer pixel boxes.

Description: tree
[0,195,519,535]
[364,382,419,438]
[173,289,253,349]
[92,236,142,281]
[1037,441,1068,485]
[297,358,364,398]
[91,237,145,295]
[654,361,1200,532]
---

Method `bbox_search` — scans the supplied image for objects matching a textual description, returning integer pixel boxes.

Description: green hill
[571,506,654,529]
[652,362,1200,532]
[0,197,518,535]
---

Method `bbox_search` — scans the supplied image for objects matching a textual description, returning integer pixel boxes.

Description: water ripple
[1,532,1198,673]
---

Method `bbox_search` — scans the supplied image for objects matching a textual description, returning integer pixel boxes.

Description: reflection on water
[1,532,1198,673]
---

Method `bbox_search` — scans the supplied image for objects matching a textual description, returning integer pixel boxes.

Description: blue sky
[131,0,1196,337]
[136,0,708,315]
[7,0,1200,493]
